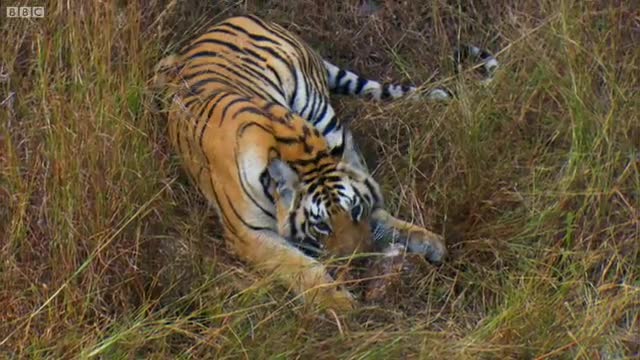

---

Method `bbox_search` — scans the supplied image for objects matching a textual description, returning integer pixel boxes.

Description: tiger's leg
[230,229,355,311]
[371,208,447,264]
[331,133,446,263]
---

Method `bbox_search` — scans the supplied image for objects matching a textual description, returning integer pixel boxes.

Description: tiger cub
[153,15,498,310]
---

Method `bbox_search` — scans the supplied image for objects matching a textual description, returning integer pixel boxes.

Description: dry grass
[1,0,639,358]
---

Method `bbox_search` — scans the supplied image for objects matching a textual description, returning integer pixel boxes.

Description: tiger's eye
[313,222,331,235]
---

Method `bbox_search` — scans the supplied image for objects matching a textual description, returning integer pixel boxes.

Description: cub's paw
[314,286,355,313]
[407,229,447,264]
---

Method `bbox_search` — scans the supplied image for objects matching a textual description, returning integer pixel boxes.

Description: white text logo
[6,7,45,18]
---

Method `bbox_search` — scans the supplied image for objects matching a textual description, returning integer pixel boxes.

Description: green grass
[1,1,638,358]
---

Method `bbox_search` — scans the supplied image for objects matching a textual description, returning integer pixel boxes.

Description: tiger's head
[268,131,382,258]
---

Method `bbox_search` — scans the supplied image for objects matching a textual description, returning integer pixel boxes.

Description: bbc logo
[6,6,45,18]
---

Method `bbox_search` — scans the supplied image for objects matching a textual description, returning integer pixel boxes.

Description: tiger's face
[268,133,382,257]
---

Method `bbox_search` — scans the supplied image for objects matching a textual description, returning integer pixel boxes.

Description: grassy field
[1,0,638,358]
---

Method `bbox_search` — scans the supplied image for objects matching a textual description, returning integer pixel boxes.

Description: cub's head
[268,131,383,257]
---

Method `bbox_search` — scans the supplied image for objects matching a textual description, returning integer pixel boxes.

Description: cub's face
[268,134,383,257]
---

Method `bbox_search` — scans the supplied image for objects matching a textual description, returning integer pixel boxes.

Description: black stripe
[289,67,299,108]
[266,64,284,89]
[364,178,381,205]
[332,183,346,191]
[333,69,346,90]
[244,15,302,52]
[323,175,343,183]
[237,121,275,139]
[298,59,313,116]
[339,79,352,95]
[274,136,299,145]
[259,169,275,204]
[240,55,264,69]
[260,101,278,113]
[218,97,248,127]
[233,106,267,120]
[381,86,391,100]
[218,22,280,46]
[182,38,243,55]
[351,186,365,206]
[243,46,268,62]
[479,49,493,60]
[185,78,219,98]
[199,148,242,240]
[235,155,276,220]
[307,92,319,120]
[185,50,219,61]
[363,192,372,205]
[354,77,367,95]
[243,15,272,31]
[300,161,333,177]
[329,141,344,158]
[184,94,210,109]
[207,28,238,37]
[248,33,280,44]
[180,68,217,83]
[199,92,235,147]
[300,168,319,180]
[313,100,329,125]
[289,151,330,167]
[252,44,287,65]
[225,194,272,232]
[183,97,200,110]
[288,213,298,239]
[211,185,241,239]
[297,235,322,256]
[193,92,222,139]
[195,99,216,142]
[322,115,338,136]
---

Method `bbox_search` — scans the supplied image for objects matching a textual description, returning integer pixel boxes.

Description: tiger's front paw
[407,229,447,264]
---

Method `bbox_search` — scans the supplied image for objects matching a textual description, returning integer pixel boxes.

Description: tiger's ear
[267,159,299,209]
[340,130,368,171]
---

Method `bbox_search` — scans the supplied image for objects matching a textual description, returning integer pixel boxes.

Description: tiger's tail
[324,44,498,101]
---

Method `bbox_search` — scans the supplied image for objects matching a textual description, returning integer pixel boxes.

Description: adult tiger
[153,15,498,310]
